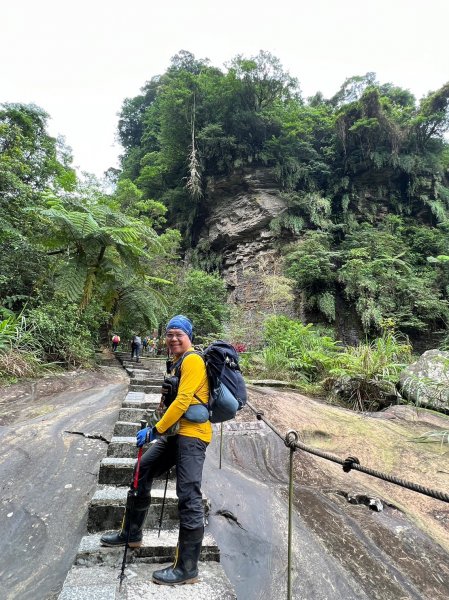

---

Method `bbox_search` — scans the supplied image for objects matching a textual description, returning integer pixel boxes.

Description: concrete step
[107,437,147,458]
[87,484,195,532]
[126,371,165,381]
[123,360,164,369]
[129,384,162,394]
[117,404,160,423]
[96,357,120,367]
[98,458,175,486]
[58,561,236,599]
[98,458,140,486]
[124,391,146,402]
[122,394,160,409]
[113,421,143,436]
[76,529,219,566]
[132,368,164,377]
[115,353,165,362]
[120,358,165,370]
[117,406,160,423]
[130,377,163,386]
[117,408,155,423]
[122,360,158,373]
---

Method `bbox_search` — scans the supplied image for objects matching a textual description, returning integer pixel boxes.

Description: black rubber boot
[100,494,150,547]
[152,526,204,585]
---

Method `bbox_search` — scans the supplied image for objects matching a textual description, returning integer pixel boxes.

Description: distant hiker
[157,335,168,357]
[111,333,120,352]
[131,334,142,363]
[142,336,149,354]
[100,315,211,586]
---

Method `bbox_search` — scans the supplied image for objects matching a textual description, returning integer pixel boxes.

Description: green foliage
[263,274,295,314]
[317,292,336,322]
[189,239,223,272]
[338,223,449,332]
[116,50,305,228]
[172,269,229,341]
[26,299,98,366]
[262,315,340,380]
[0,103,76,311]
[26,182,174,332]
[324,332,412,411]
[3,62,449,381]
[413,430,449,446]
[286,232,336,291]
[0,313,44,380]
[224,304,255,349]
[0,314,27,353]
[0,103,184,381]
[244,316,412,410]
[285,221,449,334]
[285,232,337,319]
[115,55,449,343]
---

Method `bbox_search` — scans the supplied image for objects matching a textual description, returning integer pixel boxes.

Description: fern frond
[54,261,87,302]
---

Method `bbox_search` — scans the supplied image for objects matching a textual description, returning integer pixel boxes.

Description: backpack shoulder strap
[172,349,203,375]
[173,350,208,407]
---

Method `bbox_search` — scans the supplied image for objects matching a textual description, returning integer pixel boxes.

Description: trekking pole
[158,469,170,537]
[118,419,147,592]
[219,422,223,469]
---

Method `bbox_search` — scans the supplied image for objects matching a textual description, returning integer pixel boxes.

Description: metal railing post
[219,422,223,469]
[285,430,299,600]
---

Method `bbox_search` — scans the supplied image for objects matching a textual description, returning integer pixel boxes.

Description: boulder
[398,349,449,410]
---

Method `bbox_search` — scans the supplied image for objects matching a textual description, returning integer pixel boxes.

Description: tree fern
[54,261,87,302]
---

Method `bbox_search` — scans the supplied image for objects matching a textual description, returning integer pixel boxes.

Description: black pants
[136,435,208,530]
[131,343,141,360]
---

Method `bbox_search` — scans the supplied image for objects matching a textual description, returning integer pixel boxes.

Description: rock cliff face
[204,169,286,248]
[195,168,445,349]
[199,168,294,322]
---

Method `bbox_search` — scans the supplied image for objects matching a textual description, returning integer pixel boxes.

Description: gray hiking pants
[135,434,208,530]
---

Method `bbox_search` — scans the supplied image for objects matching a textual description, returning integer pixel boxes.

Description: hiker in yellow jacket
[101,315,211,586]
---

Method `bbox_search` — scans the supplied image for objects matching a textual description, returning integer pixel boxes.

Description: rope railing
[246,400,449,503]
[220,399,449,600]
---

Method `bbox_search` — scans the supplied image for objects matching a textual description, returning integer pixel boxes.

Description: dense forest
[2,50,449,406]
[116,50,449,338]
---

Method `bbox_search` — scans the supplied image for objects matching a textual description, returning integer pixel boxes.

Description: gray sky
[2,0,448,178]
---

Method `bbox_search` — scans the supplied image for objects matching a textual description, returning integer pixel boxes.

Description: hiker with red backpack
[101,315,211,586]
[111,333,120,352]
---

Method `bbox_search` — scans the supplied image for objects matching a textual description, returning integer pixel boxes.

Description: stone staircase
[58,352,236,599]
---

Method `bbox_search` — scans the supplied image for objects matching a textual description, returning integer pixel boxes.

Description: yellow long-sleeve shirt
[155,349,212,443]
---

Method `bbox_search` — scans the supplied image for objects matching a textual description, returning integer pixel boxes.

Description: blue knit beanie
[166,315,193,340]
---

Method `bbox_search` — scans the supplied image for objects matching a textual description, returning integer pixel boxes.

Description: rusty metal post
[285,430,299,600]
